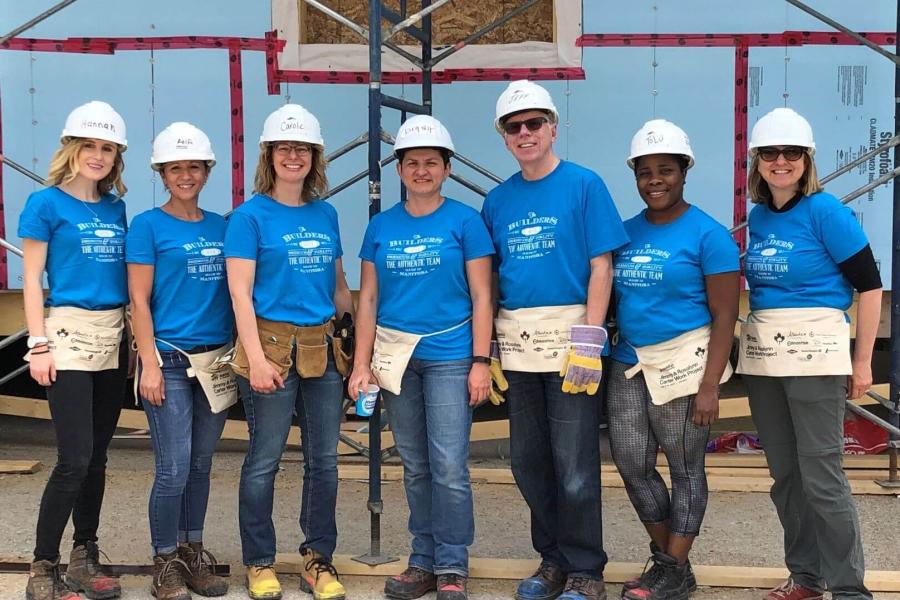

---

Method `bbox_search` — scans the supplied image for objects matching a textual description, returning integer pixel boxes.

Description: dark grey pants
[744,374,871,600]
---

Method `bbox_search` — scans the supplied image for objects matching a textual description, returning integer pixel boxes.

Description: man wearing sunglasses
[480,80,628,600]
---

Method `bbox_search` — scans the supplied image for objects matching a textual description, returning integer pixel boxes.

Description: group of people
[20,79,880,600]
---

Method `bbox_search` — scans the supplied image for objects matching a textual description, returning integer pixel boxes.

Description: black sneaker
[623,552,692,600]
[436,573,467,600]
[384,567,436,600]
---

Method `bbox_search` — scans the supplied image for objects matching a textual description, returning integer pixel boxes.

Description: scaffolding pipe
[430,0,542,67]
[783,0,900,66]
[0,328,27,352]
[452,151,504,184]
[326,132,368,163]
[384,0,453,40]
[0,0,79,46]
[820,135,900,185]
[322,156,396,200]
[449,172,488,197]
[2,156,46,185]
[0,364,29,388]
[0,238,23,258]
[884,0,900,487]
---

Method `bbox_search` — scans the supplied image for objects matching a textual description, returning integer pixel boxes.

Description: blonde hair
[46,137,127,197]
[748,151,822,204]
[252,143,328,202]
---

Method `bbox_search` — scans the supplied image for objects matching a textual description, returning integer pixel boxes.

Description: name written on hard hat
[281,117,305,131]
[176,138,195,149]
[81,120,116,132]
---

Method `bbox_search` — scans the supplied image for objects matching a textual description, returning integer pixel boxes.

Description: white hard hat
[393,115,455,158]
[627,119,695,169]
[60,100,127,149]
[494,80,559,134]
[151,122,216,171]
[749,107,815,156]
[259,104,324,148]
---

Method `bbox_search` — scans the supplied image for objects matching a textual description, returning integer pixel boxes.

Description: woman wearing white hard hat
[225,104,352,600]
[738,108,879,600]
[127,122,232,599]
[607,120,739,600]
[20,100,129,600]
[348,115,493,600]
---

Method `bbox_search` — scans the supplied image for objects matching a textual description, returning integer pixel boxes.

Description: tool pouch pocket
[231,317,295,380]
[294,324,329,379]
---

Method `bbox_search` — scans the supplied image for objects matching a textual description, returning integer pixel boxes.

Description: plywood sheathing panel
[299,0,554,46]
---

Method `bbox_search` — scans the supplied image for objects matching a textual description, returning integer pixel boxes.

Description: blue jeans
[237,354,343,566]
[505,370,606,577]
[142,351,229,555]
[383,358,474,577]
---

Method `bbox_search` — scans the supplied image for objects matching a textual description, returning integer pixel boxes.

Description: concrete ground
[1,414,899,600]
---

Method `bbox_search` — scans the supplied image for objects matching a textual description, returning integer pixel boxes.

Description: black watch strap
[472,355,491,365]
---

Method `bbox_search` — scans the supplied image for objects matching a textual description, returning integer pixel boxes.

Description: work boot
[65,541,121,599]
[557,575,607,600]
[515,560,566,600]
[436,573,468,600]
[246,565,282,600]
[765,579,824,600]
[384,566,436,599]
[622,547,697,595]
[150,552,191,600]
[178,542,228,596]
[623,552,692,600]
[25,558,80,600]
[298,548,346,600]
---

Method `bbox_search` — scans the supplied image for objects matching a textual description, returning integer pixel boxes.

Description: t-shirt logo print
[283,226,334,274]
[506,211,558,261]
[384,233,443,278]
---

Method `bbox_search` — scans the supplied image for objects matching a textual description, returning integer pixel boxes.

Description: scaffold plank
[0,460,41,474]
[275,554,900,590]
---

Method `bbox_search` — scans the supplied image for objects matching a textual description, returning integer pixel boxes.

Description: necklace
[78,198,102,221]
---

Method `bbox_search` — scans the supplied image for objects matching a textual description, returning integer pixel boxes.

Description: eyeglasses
[273,143,312,157]
[757,146,805,162]
[501,117,549,135]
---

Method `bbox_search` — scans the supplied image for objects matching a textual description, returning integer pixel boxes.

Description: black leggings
[606,360,710,537]
[33,366,126,561]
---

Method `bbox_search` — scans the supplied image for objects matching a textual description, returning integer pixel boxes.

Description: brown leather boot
[177,542,228,597]
[26,558,80,600]
[65,541,121,599]
[151,552,191,600]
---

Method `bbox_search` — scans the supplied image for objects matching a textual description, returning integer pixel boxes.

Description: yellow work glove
[489,340,508,405]
[559,325,607,395]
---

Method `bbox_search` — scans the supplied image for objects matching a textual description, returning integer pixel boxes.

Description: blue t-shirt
[612,205,740,364]
[481,160,629,309]
[126,207,233,350]
[360,198,494,360]
[745,192,869,311]
[224,194,343,326]
[18,186,127,309]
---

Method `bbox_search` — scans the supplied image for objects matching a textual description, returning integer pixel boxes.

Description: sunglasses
[757,146,805,162]
[502,116,549,135]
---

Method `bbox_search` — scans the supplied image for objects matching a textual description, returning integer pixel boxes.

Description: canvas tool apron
[370,319,471,394]
[624,324,732,405]
[736,307,851,377]
[154,340,238,414]
[494,304,586,373]
[26,306,124,371]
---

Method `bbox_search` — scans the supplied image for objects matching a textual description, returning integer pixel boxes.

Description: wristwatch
[472,355,491,365]
[27,335,49,349]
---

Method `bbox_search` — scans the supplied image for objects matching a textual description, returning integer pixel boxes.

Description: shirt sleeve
[816,203,869,264]
[223,210,260,260]
[700,222,741,275]
[125,214,156,265]
[461,210,495,261]
[480,195,501,273]
[326,202,344,259]
[18,192,52,241]
[584,174,630,257]
[358,217,379,262]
